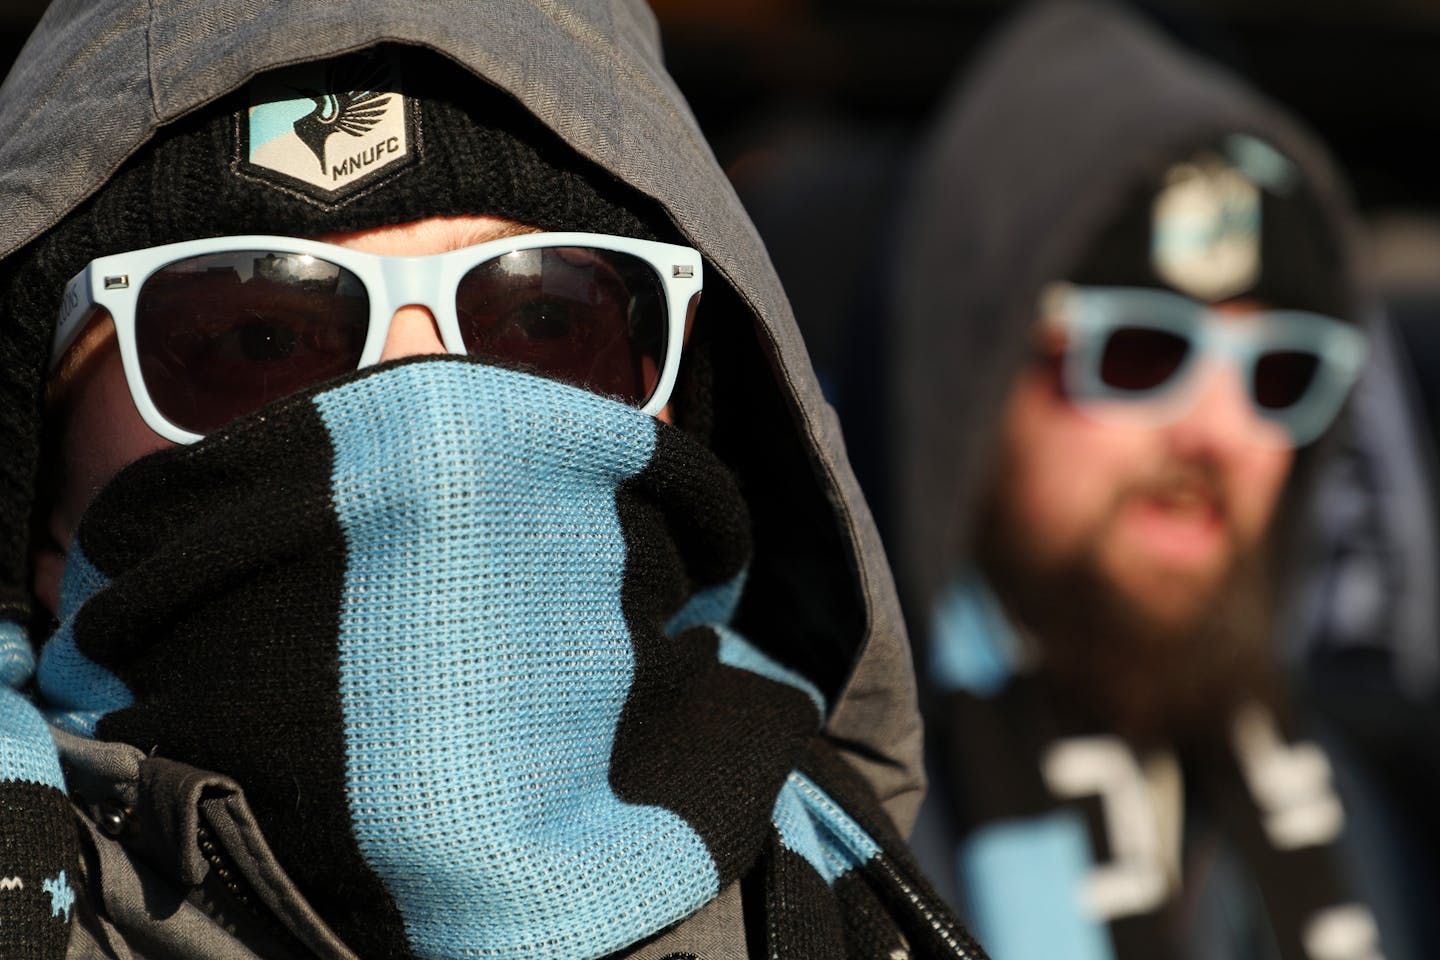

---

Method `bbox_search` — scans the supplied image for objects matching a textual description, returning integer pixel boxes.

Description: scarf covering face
[28,358,981,960]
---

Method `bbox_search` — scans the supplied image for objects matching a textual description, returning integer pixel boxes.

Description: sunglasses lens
[135,251,369,434]
[455,247,667,407]
[1098,326,1190,392]
[1254,350,1319,410]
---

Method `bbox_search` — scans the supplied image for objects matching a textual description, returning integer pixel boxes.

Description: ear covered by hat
[0,43,681,643]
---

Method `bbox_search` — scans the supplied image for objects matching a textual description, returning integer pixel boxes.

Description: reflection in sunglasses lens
[1254,350,1319,410]
[455,247,666,406]
[1099,326,1189,392]
[135,251,370,434]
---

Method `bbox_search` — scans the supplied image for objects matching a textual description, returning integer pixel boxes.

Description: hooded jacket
[0,3,974,959]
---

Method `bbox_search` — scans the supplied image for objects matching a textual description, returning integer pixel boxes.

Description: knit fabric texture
[0,624,76,960]
[18,358,984,959]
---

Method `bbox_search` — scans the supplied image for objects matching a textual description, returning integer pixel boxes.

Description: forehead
[309,215,541,254]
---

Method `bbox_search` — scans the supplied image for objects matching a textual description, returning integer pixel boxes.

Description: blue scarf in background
[925,576,1382,960]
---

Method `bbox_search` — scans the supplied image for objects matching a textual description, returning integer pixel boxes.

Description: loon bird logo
[291,58,393,175]
[238,52,418,205]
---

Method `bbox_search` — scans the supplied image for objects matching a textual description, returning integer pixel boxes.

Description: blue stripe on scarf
[2,616,63,788]
[315,362,719,960]
[36,545,132,737]
[1,688,65,790]
[665,568,748,636]
[771,771,880,885]
[959,812,1114,960]
[1,618,32,688]
[714,626,826,716]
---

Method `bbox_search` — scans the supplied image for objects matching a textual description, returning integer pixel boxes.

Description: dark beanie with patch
[1068,133,1348,319]
[0,43,684,641]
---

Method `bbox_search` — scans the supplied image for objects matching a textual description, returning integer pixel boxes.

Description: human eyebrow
[454,220,543,249]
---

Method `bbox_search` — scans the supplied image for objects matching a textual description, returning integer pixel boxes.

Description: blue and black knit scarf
[4,357,982,960]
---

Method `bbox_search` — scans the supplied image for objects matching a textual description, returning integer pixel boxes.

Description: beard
[976,457,1282,748]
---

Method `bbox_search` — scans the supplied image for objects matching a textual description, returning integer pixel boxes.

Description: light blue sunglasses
[1042,284,1368,447]
[52,232,702,444]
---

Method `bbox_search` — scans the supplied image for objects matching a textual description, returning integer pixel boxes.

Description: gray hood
[0,0,922,829]
[890,0,1364,622]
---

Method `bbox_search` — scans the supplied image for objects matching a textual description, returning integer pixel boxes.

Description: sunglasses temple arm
[51,268,96,372]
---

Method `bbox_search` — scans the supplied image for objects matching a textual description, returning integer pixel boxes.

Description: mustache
[1108,459,1231,523]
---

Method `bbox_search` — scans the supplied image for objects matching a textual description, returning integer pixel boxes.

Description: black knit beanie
[1068,134,1347,319]
[0,43,684,639]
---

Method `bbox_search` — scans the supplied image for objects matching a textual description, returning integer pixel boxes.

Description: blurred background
[654,0,1440,415]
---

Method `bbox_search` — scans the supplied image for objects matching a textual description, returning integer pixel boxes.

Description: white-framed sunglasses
[1040,283,1368,447]
[52,232,703,444]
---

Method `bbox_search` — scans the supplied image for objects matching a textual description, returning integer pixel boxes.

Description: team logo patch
[1150,153,1261,303]
[236,53,419,205]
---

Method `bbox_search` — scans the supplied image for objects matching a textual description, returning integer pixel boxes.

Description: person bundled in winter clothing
[890,2,1413,958]
[0,3,985,958]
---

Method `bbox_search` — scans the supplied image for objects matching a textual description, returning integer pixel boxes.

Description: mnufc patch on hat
[234,51,421,206]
